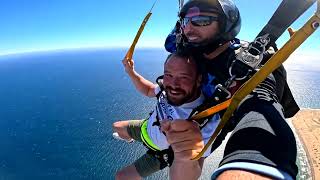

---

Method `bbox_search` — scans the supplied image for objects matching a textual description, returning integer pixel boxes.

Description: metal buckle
[191,118,209,128]
[214,84,231,101]
[229,59,253,81]
[229,34,270,80]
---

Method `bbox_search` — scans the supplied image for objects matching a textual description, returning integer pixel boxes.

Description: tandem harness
[139,76,213,169]
[189,38,300,155]
[138,78,176,169]
[140,37,300,165]
[140,119,174,169]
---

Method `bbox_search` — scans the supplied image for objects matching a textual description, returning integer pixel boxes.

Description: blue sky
[0,0,319,55]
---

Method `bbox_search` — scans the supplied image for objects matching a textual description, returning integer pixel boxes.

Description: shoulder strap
[155,75,164,99]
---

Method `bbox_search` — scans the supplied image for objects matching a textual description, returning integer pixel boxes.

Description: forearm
[217,170,273,180]
[169,160,202,180]
[127,70,156,97]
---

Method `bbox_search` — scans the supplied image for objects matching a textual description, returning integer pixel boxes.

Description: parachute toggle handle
[288,28,296,37]
[124,13,152,61]
[124,0,158,61]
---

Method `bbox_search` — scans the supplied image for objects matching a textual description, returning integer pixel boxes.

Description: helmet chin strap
[178,33,223,52]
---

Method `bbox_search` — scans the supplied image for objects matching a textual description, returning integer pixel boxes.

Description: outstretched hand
[122,58,135,74]
[161,120,204,161]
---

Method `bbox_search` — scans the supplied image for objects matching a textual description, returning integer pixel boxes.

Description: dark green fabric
[126,120,144,142]
[134,152,162,177]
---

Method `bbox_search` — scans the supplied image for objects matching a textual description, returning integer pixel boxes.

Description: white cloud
[283,51,320,71]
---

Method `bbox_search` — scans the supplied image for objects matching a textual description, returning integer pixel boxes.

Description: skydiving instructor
[162,0,299,179]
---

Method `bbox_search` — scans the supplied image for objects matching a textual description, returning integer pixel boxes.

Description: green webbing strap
[140,120,161,151]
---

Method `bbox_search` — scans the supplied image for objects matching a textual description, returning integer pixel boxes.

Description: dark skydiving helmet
[165,0,241,53]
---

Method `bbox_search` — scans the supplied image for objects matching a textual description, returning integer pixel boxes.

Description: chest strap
[140,119,174,169]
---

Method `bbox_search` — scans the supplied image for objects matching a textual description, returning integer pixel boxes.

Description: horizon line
[1,46,318,58]
[0,46,165,57]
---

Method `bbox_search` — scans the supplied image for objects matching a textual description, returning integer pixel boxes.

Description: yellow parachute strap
[191,99,231,120]
[140,120,161,151]
[124,0,158,61]
[192,2,320,160]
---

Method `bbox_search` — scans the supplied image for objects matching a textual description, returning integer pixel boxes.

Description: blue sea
[0,49,319,179]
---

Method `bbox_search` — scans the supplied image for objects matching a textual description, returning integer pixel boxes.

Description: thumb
[160,120,171,133]
[170,120,198,132]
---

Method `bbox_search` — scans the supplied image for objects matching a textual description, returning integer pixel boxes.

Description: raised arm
[122,58,156,97]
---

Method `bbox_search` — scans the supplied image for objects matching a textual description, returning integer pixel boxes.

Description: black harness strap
[147,147,174,169]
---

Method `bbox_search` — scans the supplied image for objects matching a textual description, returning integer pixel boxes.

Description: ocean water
[0,49,319,179]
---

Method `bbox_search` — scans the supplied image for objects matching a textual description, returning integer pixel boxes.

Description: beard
[165,84,199,106]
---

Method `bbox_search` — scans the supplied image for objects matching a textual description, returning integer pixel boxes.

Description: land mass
[292,109,320,179]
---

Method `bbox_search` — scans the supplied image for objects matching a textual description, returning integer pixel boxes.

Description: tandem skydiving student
[113,53,220,180]
[162,0,299,179]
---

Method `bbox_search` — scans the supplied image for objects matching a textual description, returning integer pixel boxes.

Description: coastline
[291,109,320,179]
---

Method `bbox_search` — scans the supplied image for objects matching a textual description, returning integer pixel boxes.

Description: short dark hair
[164,52,202,76]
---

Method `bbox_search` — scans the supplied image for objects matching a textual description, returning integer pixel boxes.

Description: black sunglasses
[182,16,219,27]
